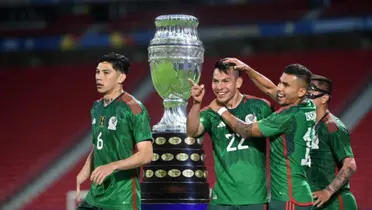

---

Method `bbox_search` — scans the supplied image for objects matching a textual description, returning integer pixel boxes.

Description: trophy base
[152,124,186,134]
[142,132,209,205]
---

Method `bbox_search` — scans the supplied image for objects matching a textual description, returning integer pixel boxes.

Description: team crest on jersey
[92,118,96,125]
[108,116,117,130]
[245,114,257,124]
[99,116,105,127]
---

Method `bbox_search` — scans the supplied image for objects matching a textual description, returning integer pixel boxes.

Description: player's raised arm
[223,58,279,102]
[208,99,263,139]
[187,78,205,137]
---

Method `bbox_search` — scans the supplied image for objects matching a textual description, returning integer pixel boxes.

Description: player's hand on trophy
[188,78,205,104]
[223,57,252,72]
[90,163,115,185]
[76,169,90,203]
[208,99,224,113]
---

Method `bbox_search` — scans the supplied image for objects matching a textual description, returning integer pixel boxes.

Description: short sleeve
[260,101,274,119]
[131,107,153,143]
[258,111,293,137]
[330,128,354,163]
[199,109,212,134]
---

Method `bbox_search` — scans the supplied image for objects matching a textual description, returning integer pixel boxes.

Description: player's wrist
[325,186,335,195]
[109,162,119,171]
[217,107,227,116]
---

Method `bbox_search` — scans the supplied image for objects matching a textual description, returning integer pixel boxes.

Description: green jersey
[307,112,354,194]
[200,95,273,205]
[258,99,316,206]
[85,92,153,210]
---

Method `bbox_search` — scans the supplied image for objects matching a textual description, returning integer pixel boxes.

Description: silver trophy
[149,14,204,133]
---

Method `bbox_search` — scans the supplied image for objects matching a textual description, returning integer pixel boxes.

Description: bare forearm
[111,150,153,171]
[326,159,356,195]
[243,67,278,101]
[82,148,93,173]
[187,102,202,137]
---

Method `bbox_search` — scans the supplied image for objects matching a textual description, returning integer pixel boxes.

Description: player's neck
[225,93,243,109]
[316,106,328,123]
[103,87,124,106]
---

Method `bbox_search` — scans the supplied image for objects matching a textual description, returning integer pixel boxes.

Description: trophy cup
[141,15,209,210]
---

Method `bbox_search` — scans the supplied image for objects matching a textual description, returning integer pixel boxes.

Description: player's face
[212,68,242,104]
[308,80,328,108]
[277,73,307,106]
[95,62,125,94]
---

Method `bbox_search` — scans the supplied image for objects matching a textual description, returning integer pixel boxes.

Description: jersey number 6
[97,132,104,150]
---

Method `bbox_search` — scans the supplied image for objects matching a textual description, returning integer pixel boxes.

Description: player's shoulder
[321,112,348,134]
[117,92,145,115]
[242,94,272,108]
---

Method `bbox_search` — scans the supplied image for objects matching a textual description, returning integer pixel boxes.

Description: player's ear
[298,87,307,98]
[118,72,126,84]
[236,77,243,89]
[321,95,330,105]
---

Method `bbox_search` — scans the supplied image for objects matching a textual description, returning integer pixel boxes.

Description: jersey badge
[245,114,257,124]
[108,116,117,130]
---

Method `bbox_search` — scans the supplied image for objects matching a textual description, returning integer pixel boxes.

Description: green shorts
[76,200,109,210]
[208,203,268,210]
[312,192,357,210]
[268,200,312,210]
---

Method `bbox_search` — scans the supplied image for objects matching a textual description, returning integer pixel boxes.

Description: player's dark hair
[284,64,312,88]
[311,74,333,95]
[97,52,130,74]
[214,60,240,77]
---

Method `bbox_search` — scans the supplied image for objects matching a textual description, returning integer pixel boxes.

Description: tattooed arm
[313,157,357,207]
[220,110,263,139]
[326,157,357,194]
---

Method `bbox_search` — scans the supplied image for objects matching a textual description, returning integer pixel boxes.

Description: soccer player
[76,52,153,210]
[306,74,357,210]
[209,58,316,210]
[187,60,273,210]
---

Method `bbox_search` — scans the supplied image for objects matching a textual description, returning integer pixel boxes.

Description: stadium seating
[16,49,372,209]
[0,61,149,205]
[350,111,372,210]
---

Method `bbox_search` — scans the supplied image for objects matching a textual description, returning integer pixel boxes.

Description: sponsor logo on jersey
[245,114,257,124]
[217,121,226,128]
[184,137,195,145]
[108,116,117,130]
[92,118,96,125]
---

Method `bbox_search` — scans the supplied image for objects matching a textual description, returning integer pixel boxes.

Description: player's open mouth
[277,92,285,99]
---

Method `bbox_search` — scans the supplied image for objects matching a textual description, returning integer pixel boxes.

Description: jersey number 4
[97,132,104,150]
[226,133,249,152]
[301,127,315,166]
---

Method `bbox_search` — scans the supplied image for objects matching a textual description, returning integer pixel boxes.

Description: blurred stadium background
[0,0,371,209]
